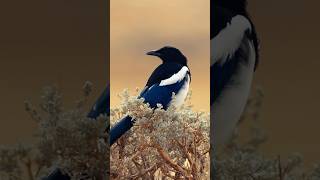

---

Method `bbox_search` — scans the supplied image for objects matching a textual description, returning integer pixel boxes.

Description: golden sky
[110,0,210,112]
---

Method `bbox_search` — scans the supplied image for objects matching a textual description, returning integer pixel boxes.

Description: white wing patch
[171,74,190,107]
[211,15,252,66]
[159,66,189,86]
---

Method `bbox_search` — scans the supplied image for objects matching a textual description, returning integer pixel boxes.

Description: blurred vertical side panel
[0,0,109,179]
[211,0,261,179]
[211,0,320,179]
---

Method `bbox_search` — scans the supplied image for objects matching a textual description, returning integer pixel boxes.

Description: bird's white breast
[158,66,190,108]
[211,39,256,145]
[171,74,190,107]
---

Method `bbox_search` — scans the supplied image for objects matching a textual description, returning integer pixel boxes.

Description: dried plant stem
[24,158,34,180]
[152,142,192,179]
[130,163,158,179]
[278,155,284,180]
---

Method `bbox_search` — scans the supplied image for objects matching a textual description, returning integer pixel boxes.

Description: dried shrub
[0,82,109,180]
[1,85,320,179]
[110,89,210,179]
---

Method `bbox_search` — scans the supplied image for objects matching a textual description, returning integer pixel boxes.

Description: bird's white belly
[171,74,190,107]
[211,40,256,145]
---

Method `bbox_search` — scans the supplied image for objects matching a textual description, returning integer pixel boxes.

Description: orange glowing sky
[110,0,210,112]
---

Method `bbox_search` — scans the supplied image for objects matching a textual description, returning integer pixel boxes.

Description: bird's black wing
[139,62,189,109]
[145,63,186,87]
[211,41,251,105]
[211,7,252,105]
[87,85,110,118]
[139,62,186,95]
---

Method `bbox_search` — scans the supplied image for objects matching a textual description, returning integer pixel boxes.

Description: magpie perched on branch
[46,46,191,178]
[110,46,191,145]
[211,0,259,145]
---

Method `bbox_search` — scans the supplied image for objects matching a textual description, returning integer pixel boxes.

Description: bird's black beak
[146,50,161,57]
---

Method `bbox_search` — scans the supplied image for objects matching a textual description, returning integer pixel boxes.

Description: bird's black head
[146,46,187,66]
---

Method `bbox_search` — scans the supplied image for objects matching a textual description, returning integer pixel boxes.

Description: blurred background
[110,0,210,112]
[0,0,108,144]
[249,0,320,166]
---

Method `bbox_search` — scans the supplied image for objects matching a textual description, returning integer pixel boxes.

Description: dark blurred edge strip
[43,0,110,179]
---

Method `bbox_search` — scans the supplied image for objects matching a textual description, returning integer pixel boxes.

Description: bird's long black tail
[110,115,134,145]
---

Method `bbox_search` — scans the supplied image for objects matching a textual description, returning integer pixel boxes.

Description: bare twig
[152,142,191,179]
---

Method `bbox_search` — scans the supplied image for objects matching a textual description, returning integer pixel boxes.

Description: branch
[278,156,283,180]
[130,163,158,179]
[175,139,195,170]
[24,158,34,180]
[151,142,192,179]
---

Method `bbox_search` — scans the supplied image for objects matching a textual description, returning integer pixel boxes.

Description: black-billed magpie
[211,0,259,144]
[110,46,191,145]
